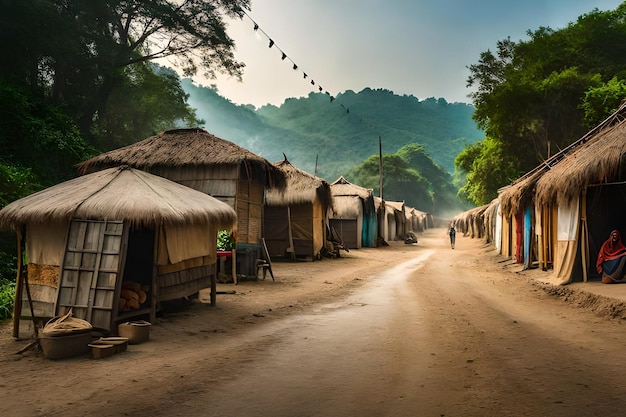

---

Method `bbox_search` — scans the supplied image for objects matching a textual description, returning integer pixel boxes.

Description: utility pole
[378,136,383,199]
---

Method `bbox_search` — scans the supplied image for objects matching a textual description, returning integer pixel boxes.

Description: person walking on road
[449,223,456,249]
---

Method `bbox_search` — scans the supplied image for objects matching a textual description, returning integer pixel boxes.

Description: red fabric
[515,211,523,263]
[596,230,626,273]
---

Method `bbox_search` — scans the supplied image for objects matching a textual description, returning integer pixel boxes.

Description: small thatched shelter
[373,196,387,244]
[384,201,406,241]
[264,157,333,260]
[329,177,377,249]
[496,102,626,275]
[408,207,428,233]
[76,128,285,278]
[0,166,236,338]
[533,101,626,284]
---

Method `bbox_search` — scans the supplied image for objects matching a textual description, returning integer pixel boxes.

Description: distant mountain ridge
[181,79,483,182]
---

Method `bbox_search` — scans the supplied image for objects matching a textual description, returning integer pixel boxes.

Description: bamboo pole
[12,230,24,338]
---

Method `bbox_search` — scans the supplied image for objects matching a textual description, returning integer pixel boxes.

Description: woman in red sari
[596,230,626,284]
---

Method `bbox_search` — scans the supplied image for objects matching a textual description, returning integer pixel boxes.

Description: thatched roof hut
[76,128,285,188]
[265,157,332,207]
[0,166,236,229]
[76,128,287,278]
[329,176,377,248]
[264,157,332,260]
[384,200,406,241]
[529,101,626,284]
[0,166,236,337]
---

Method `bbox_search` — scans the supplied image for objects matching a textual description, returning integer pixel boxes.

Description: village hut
[483,198,500,247]
[384,201,406,242]
[534,101,626,284]
[407,207,426,233]
[264,157,332,261]
[373,196,388,245]
[76,128,285,279]
[0,166,236,338]
[495,105,620,272]
[329,177,377,249]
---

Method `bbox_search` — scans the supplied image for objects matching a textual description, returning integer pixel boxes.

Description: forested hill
[182,80,483,181]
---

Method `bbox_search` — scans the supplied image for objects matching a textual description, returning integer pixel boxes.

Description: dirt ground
[2,228,626,416]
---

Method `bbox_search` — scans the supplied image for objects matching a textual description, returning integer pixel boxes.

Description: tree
[91,64,203,150]
[581,77,626,128]
[455,138,516,206]
[349,154,432,211]
[0,0,249,145]
[464,4,626,202]
[0,79,95,186]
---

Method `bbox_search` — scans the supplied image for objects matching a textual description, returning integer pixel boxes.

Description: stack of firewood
[118,281,149,312]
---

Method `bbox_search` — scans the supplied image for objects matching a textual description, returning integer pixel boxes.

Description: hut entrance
[119,227,154,320]
[329,219,357,249]
[584,183,626,282]
[55,220,155,332]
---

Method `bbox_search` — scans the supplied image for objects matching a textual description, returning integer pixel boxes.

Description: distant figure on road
[596,229,626,283]
[449,223,456,249]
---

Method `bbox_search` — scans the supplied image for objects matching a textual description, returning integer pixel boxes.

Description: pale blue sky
[186,0,624,107]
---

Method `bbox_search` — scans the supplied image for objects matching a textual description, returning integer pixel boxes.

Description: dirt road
[2,228,626,416]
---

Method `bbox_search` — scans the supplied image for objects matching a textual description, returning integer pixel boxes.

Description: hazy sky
[185,0,624,107]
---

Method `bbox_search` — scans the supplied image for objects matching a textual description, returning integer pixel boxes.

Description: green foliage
[217,230,235,251]
[347,145,469,214]
[0,278,14,321]
[0,79,95,187]
[0,162,40,207]
[349,153,432,209]
[455,138,518,205]
[580,76,626,128]
[464,3,626,199]
[0,251,17,321]
[184,82,483,183]
[90,64,203,150]
[0,0,248,150]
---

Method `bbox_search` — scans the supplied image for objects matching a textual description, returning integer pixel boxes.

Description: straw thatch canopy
[498,171,543,217]
[499,101,626,214]
[385,201,405,212]
[265,156,332,207]
[535,101,626,206]
[76,128,286,189]
[0,166,237,230]
[330,176,372,200]
[329,176,375,218]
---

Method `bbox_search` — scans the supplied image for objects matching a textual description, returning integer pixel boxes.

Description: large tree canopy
[0,0,250,185]
[460,3,626,205]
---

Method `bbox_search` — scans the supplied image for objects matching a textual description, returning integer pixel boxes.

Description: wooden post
[210,262,217,306]
[287,206,296,261]
[232,248,237,285]
[12,231,24,338]
[150,226,159,325]
[581,190,588,282]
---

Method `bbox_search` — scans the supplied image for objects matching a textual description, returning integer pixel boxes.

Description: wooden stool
[256,259,273,280]
[257,238,274,281]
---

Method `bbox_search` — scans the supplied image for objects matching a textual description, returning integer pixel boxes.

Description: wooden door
[56,220,126,331]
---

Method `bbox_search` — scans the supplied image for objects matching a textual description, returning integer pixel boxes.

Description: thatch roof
[0,166,237,230]
[330,176,373,200]
[265,157,332,207]
[385,201,405,213]
[499,101,626,215]
[535,101,626,206]
[498,170,543,217]
[76,128,286,189]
